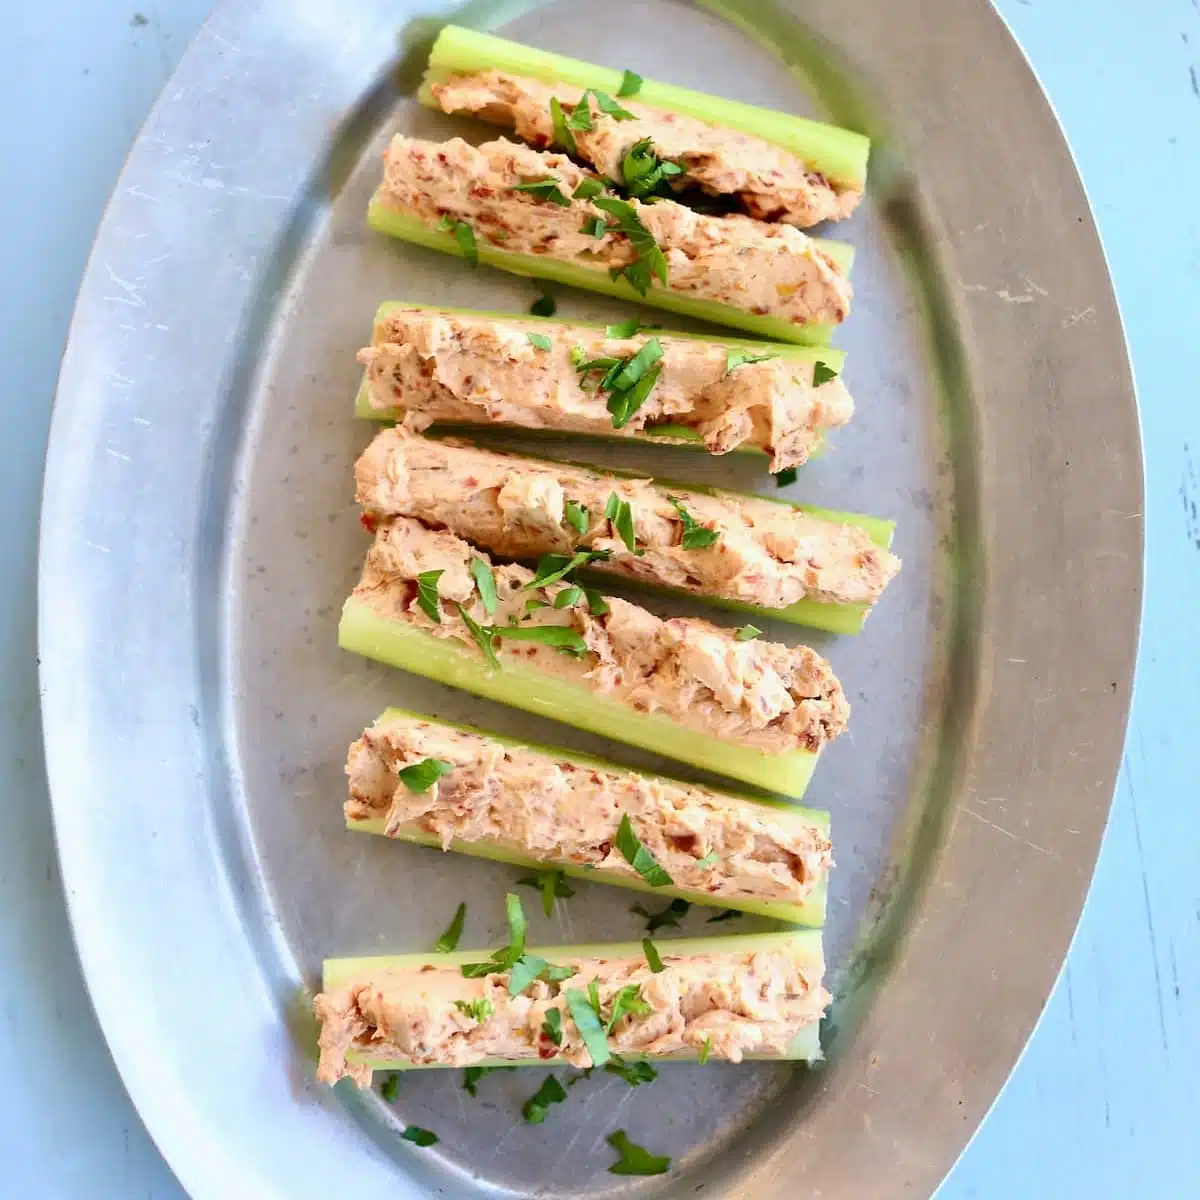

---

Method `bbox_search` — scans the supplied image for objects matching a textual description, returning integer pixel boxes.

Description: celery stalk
[323,929,825,1067]
[368,198,850,346]
[348,706,830,925]
[420,26,869,189]
[338,596,820,797]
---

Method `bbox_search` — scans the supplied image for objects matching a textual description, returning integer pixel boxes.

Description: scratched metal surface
[8,4,1191,1200]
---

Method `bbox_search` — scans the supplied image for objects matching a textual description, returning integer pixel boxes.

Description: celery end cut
[367,196,843,346]
[423,25,869,190]
[338,596,819,797]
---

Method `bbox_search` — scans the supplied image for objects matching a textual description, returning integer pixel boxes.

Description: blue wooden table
[3,2,1196,1195]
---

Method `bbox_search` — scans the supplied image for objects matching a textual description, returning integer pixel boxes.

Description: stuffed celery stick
[347,708,832,924]
[315,917,828,1084]
[355,429,900,634]
[421,26,868,227]
[368,136,853,346]
[356,302,850,472]
[339,518,848,796]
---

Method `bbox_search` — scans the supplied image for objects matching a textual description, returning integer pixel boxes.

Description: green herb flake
[734,625,761,642]
[584,588,610,616]
[604,492,642,556]
[516,867,576,917]
[632,897,690,933]
[549,96,577,155]
[415,568,444,624]
[812,360,839,386]
[621,137,685,199]
[462,892,527,977]
[542,1007,564,1047]
[725,347,779,374]
[462,1064,513,1096]
[668,496,720,551]
[454,997,494,1022]
[605,984,652,1034]
[706,908,743,924]
[696,851,720,868]
[606,1131,670,1176]
[569,343,587,367]
[398,757,454,794]
[615,813,673,886]
[642,937,665,973]
[605,1055,658,1086]
[526,548,610,589]
[456,603,500,669]
[512,177,571,206]
[530,285,557,317]
[507,954,549,996]
[775,466,799,488]
[553,586,585,610]
[573,177,606,200]
[580,215,608,238]
[522,1074,568,1125]
[401,1125,439,1148]
[576,336,664,429]
[617,69,644,97]
[444,219,477,265]
[565,987,611,1067]
[592,195,668,296]
[525,597,549,613]
[494,624,589,656]
[434,900,467,952]
[470,557,499,616]
[698,1036,712,1066]
[379,1073,399,1103]
[565,89,636,133]
[564,500,589,537]
[527,332,553,352]
[605,317,641,339]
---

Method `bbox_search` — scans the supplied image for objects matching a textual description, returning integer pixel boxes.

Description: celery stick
[323,929,825,1067]
[420,26,869,189]
[348,705,830,925]
[338,596,820,797]
[368,197,850,346]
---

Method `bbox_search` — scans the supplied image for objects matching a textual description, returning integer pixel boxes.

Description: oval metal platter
[39,0,1142,1196]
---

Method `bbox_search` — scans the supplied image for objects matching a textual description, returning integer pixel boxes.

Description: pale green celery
[421,25,869,189]
[348,706,829,925]
[367,198,851,346]
[324,929,825,1068]
[338,596,819,797]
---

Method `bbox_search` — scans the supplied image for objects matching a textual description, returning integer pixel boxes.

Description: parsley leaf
[398,757,454,794]
[615,814,673,886]
[435,901,467,952]
[564,499,589,536]
[775,466,798,488]
[604,492,642,555]
[668,496,720,550]
[617,69,644,97]
[512,178,571,206]
[573,177,606,200]
[698,1036,712,1065]
[592,196,668,296]
[606,1131,670,1176]
[522,1074,568,1124]
[706,908,743,924]
[580,215,608,238]
[605,1055,657,1086]
[642,937,665,973]
[526,549,610,589]
[553,586,585,609]
[725,347,779,374]
[461,892,526,977]
[439,217,477,265]
[605,317,641,339]
[494,624,589,655]
[380,1073,399,1103]
[735,625,761,642]
[549,96,577,155]
[462,1064,514,1096]
[454,997,494,1022]
[508,954,553,996]
[516,867,576,917]
[542,1008,563,1046]
[632,897,690,933]
[696,851,720,868]
[605,984,652,1033]
[401,1126,439,1148]
[565,987,610,1066]
[621,137,685,199]
[470,557,498,615]
[530,285,556,317]
[456,602,500,669]
[812,360,839,386]
[566,89,636,131]
[527,332,553,351]
[584,588,609,616]
[415,569,443,623]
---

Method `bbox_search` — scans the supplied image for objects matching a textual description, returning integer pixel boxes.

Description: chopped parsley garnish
[462,1064,513,1096]
[574,336,664,428]
[525,597,549,613]
[592,196,668,296]
[735,625,761,642]
[522,1074,568,1124]
[604,492,643,554]
[527,548,610,589]
[567,1066,594,1086]
[668,497,720,550]
[812,360,839,386]
[461,892,526,977]
[434,900,467,952]
[436,215,478,265]
[698,1036,713,1065]
[549,96,577,155]
[621,137,684,199]
[565,89,636,131]
[454,997,494,1022]
[516,867,576,917]
[725,347,779,374]
[512,177,571,206]
[415,568,443,623]
[775,466,799,488]
[553,586,585,609]
[642,937,665,973]
[530,284,556,317]
[565,986,610,1066]
[615,813,673,886]
[379,1073,399,1103]
[696,851,720,868]
[617,69,644,97]
[542,1008,563,1046]
[401,1125,439,1147]
[398,757,454,794]
[573,177,606,200]
[584,588,610,616]
[470,557,498,615]
[507,953,576,997]
[605,317,641,339]
[605,984,652,1033]
[494,624,589,656]
[564,499,589,536]
[527,332,553,351]
[580,216,608,238]
[605,1055,657,1086]
[456,602,500,669]
[632,897,690,933]
[706,908,743,924]
[606,1131,670,1176]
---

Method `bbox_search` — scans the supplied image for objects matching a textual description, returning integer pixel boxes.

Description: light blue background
[3,2,1196,1194]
